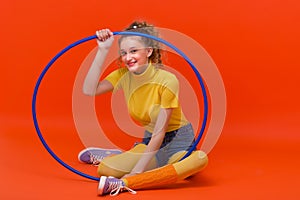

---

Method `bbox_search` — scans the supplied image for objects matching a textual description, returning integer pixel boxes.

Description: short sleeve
[104,68,128,88]
[161,74,180,108]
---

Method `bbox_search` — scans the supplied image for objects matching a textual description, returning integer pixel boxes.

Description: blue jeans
[141,123,195,167]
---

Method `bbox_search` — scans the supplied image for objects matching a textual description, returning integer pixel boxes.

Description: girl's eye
[130,49,138,54]
[120,49,141,57]
[120,51,126,56]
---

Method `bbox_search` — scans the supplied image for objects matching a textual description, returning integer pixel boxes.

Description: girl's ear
[146,47,153,58]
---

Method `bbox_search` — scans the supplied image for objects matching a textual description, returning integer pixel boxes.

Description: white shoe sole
[97,176,107,195]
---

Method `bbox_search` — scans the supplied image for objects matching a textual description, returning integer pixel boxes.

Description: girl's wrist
[97,45,111,51]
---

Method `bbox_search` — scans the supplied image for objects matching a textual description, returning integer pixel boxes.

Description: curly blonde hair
[118,21,163,66]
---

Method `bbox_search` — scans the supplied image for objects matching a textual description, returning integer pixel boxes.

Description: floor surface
[1,0,300,199]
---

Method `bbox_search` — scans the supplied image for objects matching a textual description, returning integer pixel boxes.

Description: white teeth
[128,61,136,65]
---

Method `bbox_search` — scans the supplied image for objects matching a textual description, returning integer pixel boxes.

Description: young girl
[78,21,208,196]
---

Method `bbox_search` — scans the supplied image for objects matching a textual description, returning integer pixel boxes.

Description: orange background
[1,0,300,199]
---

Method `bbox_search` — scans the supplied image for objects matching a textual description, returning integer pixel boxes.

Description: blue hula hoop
[32,31,209,181]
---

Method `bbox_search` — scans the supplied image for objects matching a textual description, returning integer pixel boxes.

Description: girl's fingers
[96,29,112,42]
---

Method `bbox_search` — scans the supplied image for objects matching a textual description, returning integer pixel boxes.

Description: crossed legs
[97,143,208,190]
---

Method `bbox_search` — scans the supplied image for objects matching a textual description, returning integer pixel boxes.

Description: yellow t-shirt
[105,64,189,133]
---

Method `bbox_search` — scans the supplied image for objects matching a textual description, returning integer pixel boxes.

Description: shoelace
[108,181,137,196]
[89,154,104,165]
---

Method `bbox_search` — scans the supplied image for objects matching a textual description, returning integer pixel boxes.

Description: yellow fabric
[122,150,208,190]
[173,151,208,180]
[105,64,189,132]
[97,144,157,178]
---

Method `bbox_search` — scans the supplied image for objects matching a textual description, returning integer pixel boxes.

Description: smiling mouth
[127,61,136,67]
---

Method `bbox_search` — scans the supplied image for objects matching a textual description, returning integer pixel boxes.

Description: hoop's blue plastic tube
[32,35,99,181]
[32,31,208,181]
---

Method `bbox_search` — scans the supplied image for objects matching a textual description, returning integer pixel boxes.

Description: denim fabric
[141,123,195,167]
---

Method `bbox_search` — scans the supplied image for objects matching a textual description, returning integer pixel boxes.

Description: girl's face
[119,36,153,74]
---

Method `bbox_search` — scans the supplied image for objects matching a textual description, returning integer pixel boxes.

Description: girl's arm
[125,108,173,177]
[83,29,114,96]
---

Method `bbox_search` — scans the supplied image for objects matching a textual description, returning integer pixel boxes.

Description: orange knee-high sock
[123,150,208,190]
[123,165,178,190]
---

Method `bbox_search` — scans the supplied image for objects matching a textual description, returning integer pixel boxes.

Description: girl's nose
[125,52,132,61]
